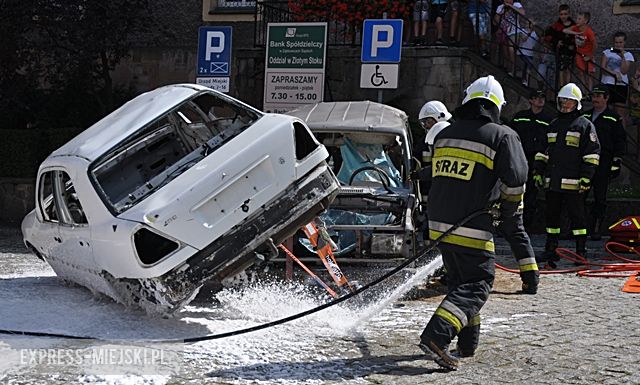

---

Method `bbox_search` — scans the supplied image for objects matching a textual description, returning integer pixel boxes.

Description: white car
[21,84,340,313]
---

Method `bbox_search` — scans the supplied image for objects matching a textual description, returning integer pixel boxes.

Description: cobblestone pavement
[1,226,640,384]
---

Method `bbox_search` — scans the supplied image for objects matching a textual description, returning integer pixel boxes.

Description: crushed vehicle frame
[286,101,421,262]
[21,84,340,313]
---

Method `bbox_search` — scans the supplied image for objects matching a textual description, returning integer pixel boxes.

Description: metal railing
[254,0,364,47]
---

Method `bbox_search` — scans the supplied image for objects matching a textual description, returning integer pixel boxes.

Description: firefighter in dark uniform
[533,83,601,260]
[510,89,554,229]
[418,75,533,370]
[582,85,626,240]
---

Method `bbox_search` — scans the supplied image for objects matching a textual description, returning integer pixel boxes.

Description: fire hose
[0,208,492,342]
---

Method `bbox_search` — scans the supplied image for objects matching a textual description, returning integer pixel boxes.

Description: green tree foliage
[0,0,153,130]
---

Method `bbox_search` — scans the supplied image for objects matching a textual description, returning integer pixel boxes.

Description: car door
[50,169,96,273]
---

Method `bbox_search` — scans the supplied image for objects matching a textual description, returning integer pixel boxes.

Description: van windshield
[90,91,262,214]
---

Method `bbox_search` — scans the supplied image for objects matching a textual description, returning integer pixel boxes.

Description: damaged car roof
[287,101,409,135]
[50,84,249,162]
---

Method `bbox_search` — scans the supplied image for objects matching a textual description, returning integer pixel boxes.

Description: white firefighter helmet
[462,75,506,112]
[426,121,451,145]
[557,82,583,110]
[418,100,452,122]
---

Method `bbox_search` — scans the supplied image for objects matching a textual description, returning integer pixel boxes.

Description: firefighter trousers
[545,190,587,250]
[590,156,612,221]
[420,246,495,351]
[497,202,539,287]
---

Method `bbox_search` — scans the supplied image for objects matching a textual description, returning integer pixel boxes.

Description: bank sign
[263,23,327,113]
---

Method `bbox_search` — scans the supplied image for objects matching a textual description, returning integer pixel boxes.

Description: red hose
[495,241,640,277]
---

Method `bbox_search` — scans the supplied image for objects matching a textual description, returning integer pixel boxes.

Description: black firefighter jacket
[428,105,529,258]
[510,109,554,165]
[582,108,626,161]
[534,109,601,193]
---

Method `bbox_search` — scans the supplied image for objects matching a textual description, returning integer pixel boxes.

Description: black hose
[0,208,490,343]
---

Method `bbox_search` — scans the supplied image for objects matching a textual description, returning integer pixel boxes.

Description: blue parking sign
[361,19,403,63]
[197,26,232,76]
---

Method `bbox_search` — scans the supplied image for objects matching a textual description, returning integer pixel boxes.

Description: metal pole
[378,12,387,104]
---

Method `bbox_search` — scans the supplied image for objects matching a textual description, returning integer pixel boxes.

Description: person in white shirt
[600,31,636,127]
[494,0,525,75]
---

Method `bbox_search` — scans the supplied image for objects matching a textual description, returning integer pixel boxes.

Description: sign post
[196,26,232,93]
[263,23,327,113]
[360,19,403,101]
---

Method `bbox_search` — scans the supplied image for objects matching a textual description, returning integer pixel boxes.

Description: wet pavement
[1,226,639,384]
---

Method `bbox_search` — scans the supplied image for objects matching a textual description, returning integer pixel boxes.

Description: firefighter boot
[537,236,559,267]
[418,341,459,371]
[520,270,539,294]
[455,315,480,357]
[575,236,587,265]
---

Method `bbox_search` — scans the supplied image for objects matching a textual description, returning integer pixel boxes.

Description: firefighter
[414,100,453,198]
[533,83,600,261]
[510,89,555,230]
[413,101,453,241]
[418,75,531,370]
[581,85,626,240]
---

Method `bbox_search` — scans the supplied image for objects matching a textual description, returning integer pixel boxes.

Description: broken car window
[90,91,262,214]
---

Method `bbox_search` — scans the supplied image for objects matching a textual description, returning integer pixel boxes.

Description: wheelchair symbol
[370,65,389,87]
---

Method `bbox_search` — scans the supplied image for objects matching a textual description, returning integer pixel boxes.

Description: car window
[90,90,263,214]
[39,170,88,225]
[59,172,88,225]
[39,171,58,222]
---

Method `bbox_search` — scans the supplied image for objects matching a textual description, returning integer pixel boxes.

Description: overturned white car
[21,84,340,313]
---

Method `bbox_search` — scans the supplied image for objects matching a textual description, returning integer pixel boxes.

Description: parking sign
[361,19,403,63]
[197,26,232,76]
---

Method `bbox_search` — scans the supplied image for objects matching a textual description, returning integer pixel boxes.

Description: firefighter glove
[610,157,621,179]
[578,177,591,193]
[532,174,544,189]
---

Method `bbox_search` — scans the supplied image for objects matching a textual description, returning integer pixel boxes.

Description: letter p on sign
[371,25,393,57]
[206,31,225,60]
[361,20,402,63]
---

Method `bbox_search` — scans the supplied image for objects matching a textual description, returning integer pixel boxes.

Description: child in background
[494,0,525,75]
[545,4,576,86]
[564,11,596,92]
[517,18,538,86]
[468,0,492,57]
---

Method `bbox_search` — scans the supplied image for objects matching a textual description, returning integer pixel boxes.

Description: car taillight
[134,228,179,265]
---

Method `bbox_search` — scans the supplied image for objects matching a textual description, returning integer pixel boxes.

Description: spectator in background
[430,0,449,45]
[468,0,492,57]
[601,31,635,128]
[494,0,525,75]
[564,12,596,93]
[412,0,429,46]
[545,4,576,87]
[517,18,538,86]
[448,0,464,45]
